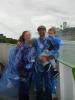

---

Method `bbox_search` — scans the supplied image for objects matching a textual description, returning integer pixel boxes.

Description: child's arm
[47,36,57,50]
[47,36,62,50]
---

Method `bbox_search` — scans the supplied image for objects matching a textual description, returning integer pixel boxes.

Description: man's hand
[17,41,22,48]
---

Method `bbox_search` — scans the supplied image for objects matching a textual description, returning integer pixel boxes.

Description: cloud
[0,0,75,38]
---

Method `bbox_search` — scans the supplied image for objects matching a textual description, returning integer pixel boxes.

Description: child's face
[40,56,49,64]
[48,30,55,36]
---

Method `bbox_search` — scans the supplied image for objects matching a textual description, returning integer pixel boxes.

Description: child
[39,50,53,100]
[39,50,59,100]
[47,27,62,59]
[47,27,62,74]
[46,27,63,98]
[39,50,58,79]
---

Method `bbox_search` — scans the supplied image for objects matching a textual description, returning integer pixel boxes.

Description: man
[34,26,52,100]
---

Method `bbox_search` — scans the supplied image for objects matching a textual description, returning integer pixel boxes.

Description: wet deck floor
[0,86,58,100]
[0,87,35,100]
[0,92,58,100]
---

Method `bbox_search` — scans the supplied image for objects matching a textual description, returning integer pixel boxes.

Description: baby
[47,27,62,59]
[46,27,62,77]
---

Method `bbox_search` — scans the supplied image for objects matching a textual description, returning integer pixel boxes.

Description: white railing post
[59,62,74,100]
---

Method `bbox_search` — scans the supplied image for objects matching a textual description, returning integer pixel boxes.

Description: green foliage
[0,34,17,44]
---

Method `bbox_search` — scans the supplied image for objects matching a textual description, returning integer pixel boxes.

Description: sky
[0,0,75,39]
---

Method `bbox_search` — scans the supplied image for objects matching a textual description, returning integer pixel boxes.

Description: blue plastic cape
[0,44,36,97]
[0,46,19,94]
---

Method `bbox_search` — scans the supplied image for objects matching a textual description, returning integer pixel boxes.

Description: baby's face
[40,56,48,64]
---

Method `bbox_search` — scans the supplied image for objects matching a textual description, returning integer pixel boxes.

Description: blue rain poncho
[0,46,19,93]
[14,44,36,73]
[47,35,63,59]
[0,43,36,91]
[33,37,48,72]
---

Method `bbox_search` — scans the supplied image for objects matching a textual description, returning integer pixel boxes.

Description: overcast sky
[0,0,75,39]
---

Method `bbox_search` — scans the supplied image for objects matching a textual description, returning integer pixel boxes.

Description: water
[60,41,75,67]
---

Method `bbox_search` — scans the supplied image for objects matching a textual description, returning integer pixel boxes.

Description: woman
[0,31,35,100]
[14,31,36,100]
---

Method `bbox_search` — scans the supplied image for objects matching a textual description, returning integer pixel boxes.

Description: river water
[60,41,75,67]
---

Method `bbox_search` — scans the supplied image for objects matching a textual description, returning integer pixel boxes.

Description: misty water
[60,41,75,67]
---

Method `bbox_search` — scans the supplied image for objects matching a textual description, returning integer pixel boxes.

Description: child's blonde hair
[48,27,56,34]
